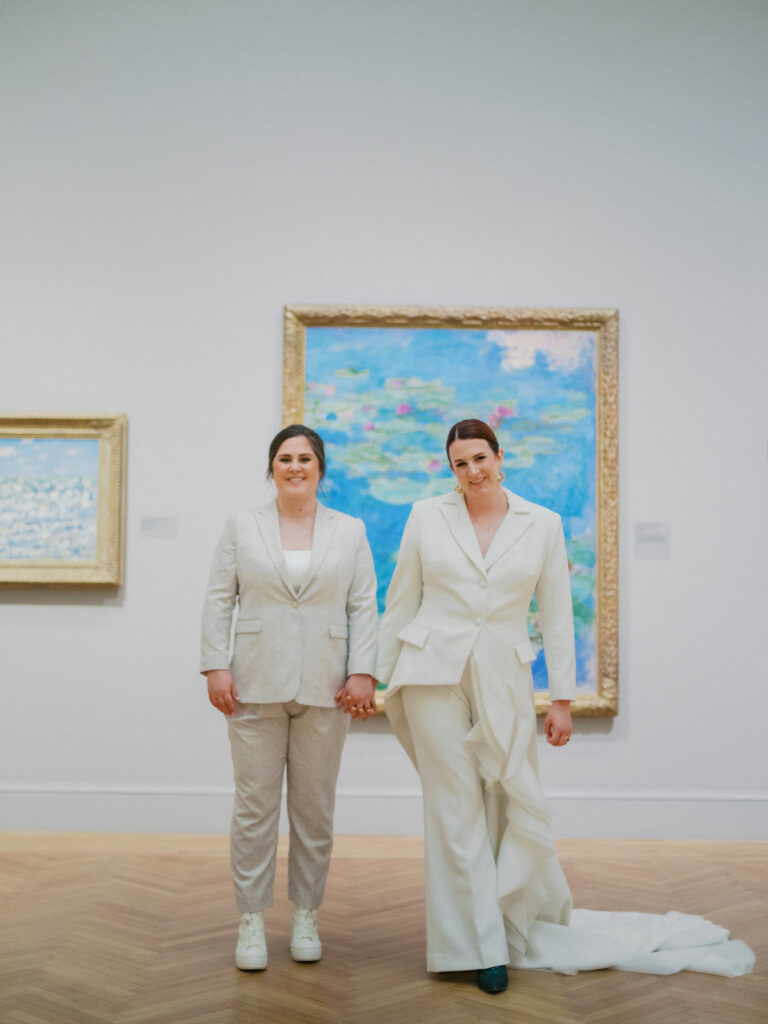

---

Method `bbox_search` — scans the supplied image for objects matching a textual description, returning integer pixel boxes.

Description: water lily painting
[283,307,618,715]
[0,415,127,585]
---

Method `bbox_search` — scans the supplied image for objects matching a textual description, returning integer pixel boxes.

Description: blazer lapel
[253,502,296,597]
[297,503,339,596]
[484,488,533,570]
[439,493,487,577]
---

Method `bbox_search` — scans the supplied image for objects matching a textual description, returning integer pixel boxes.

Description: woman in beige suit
[201,424,377,971]
[376,418,575,994]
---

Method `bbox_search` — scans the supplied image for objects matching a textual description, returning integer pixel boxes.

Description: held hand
[335,674,377,721]
[544,700,572,747]
[206,669,239,716]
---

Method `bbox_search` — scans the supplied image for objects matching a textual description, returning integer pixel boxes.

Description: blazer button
[479,580,487,589]
[292,600,299,608]
[474,617,482,626]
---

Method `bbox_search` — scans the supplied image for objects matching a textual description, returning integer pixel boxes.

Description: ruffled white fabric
[463,653,573,956]
[385,653,755,979]
[516,910,755,976]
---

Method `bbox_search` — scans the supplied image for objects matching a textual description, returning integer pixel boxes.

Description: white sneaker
[235,911,268,970]
[290,907,322,962]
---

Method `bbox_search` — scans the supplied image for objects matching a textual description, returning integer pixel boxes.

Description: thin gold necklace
[469,498,508,533]
[473,512,505,533]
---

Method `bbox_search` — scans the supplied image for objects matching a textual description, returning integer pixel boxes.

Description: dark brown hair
[445,419,500,464]
[267,424,326,479]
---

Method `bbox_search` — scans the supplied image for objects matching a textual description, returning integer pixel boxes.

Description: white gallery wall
[1,0,766,839]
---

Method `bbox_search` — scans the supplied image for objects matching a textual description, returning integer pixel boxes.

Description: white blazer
[200,501,378,707]
[376,488,576,762]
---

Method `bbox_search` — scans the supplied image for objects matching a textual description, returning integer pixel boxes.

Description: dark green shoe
[476,965,508,993]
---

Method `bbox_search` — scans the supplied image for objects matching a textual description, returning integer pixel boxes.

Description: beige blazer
[200,501,378,707]
[376,489,576,763]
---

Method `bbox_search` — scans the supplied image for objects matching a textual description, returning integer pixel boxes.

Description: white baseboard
[544,790,768,840]
[1,786,766,839]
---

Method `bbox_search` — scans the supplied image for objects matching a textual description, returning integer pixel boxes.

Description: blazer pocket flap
[329,623,349,639]
[234,618,262,634]
[398,622,430,649]
[515,639,537,664]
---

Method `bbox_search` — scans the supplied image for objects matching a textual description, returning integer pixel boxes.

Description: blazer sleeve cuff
[547,683,577,701]
[346,660,376,678]
[199,658,230,674]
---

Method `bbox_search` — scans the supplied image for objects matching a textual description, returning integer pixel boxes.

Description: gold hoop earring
[454,483,463,494]
[498,471,505,482]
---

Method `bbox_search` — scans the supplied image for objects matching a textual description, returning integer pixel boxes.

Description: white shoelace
[293,909,318,941]
[241,914,265,948]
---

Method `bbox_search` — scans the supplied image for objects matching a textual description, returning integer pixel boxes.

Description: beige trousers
[227,700,349,913]
[401,670,510,972]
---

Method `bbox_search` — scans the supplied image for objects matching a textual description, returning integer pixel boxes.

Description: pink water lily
[488,405,516,428]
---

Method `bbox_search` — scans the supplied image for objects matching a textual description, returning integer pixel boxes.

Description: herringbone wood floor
[0,834,765,1024]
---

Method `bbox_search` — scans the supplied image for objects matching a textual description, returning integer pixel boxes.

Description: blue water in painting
[0,438,99,560]
[305,327,597,692]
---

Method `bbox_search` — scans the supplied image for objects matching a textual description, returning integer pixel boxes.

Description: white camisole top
[283,548,311,592]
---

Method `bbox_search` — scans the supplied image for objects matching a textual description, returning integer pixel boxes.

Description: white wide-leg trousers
[401,672,510,972]
[227,700,349,913]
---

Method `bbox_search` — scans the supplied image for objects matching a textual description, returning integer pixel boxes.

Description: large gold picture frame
[284,306,618,716]
[0,414,127,586]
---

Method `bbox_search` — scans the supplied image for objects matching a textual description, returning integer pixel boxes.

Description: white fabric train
[515,910,754,976]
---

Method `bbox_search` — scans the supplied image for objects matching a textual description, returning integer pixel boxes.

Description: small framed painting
[283,306,618,716]
[0,414,127,585]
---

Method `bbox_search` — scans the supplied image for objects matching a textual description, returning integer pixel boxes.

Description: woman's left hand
[544,700,572,746]
[335,674,377,720]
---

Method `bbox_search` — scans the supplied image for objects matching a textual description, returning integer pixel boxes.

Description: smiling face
[271,435,321,502]
[448,437,504,495]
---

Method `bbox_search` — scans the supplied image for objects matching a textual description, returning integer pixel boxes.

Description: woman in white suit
[375,418,575,994]
[376,419,756,990]
[201,425,378,971]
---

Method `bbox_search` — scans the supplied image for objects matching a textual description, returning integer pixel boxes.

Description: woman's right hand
[335,674,377,720]
[205,669,239,715]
